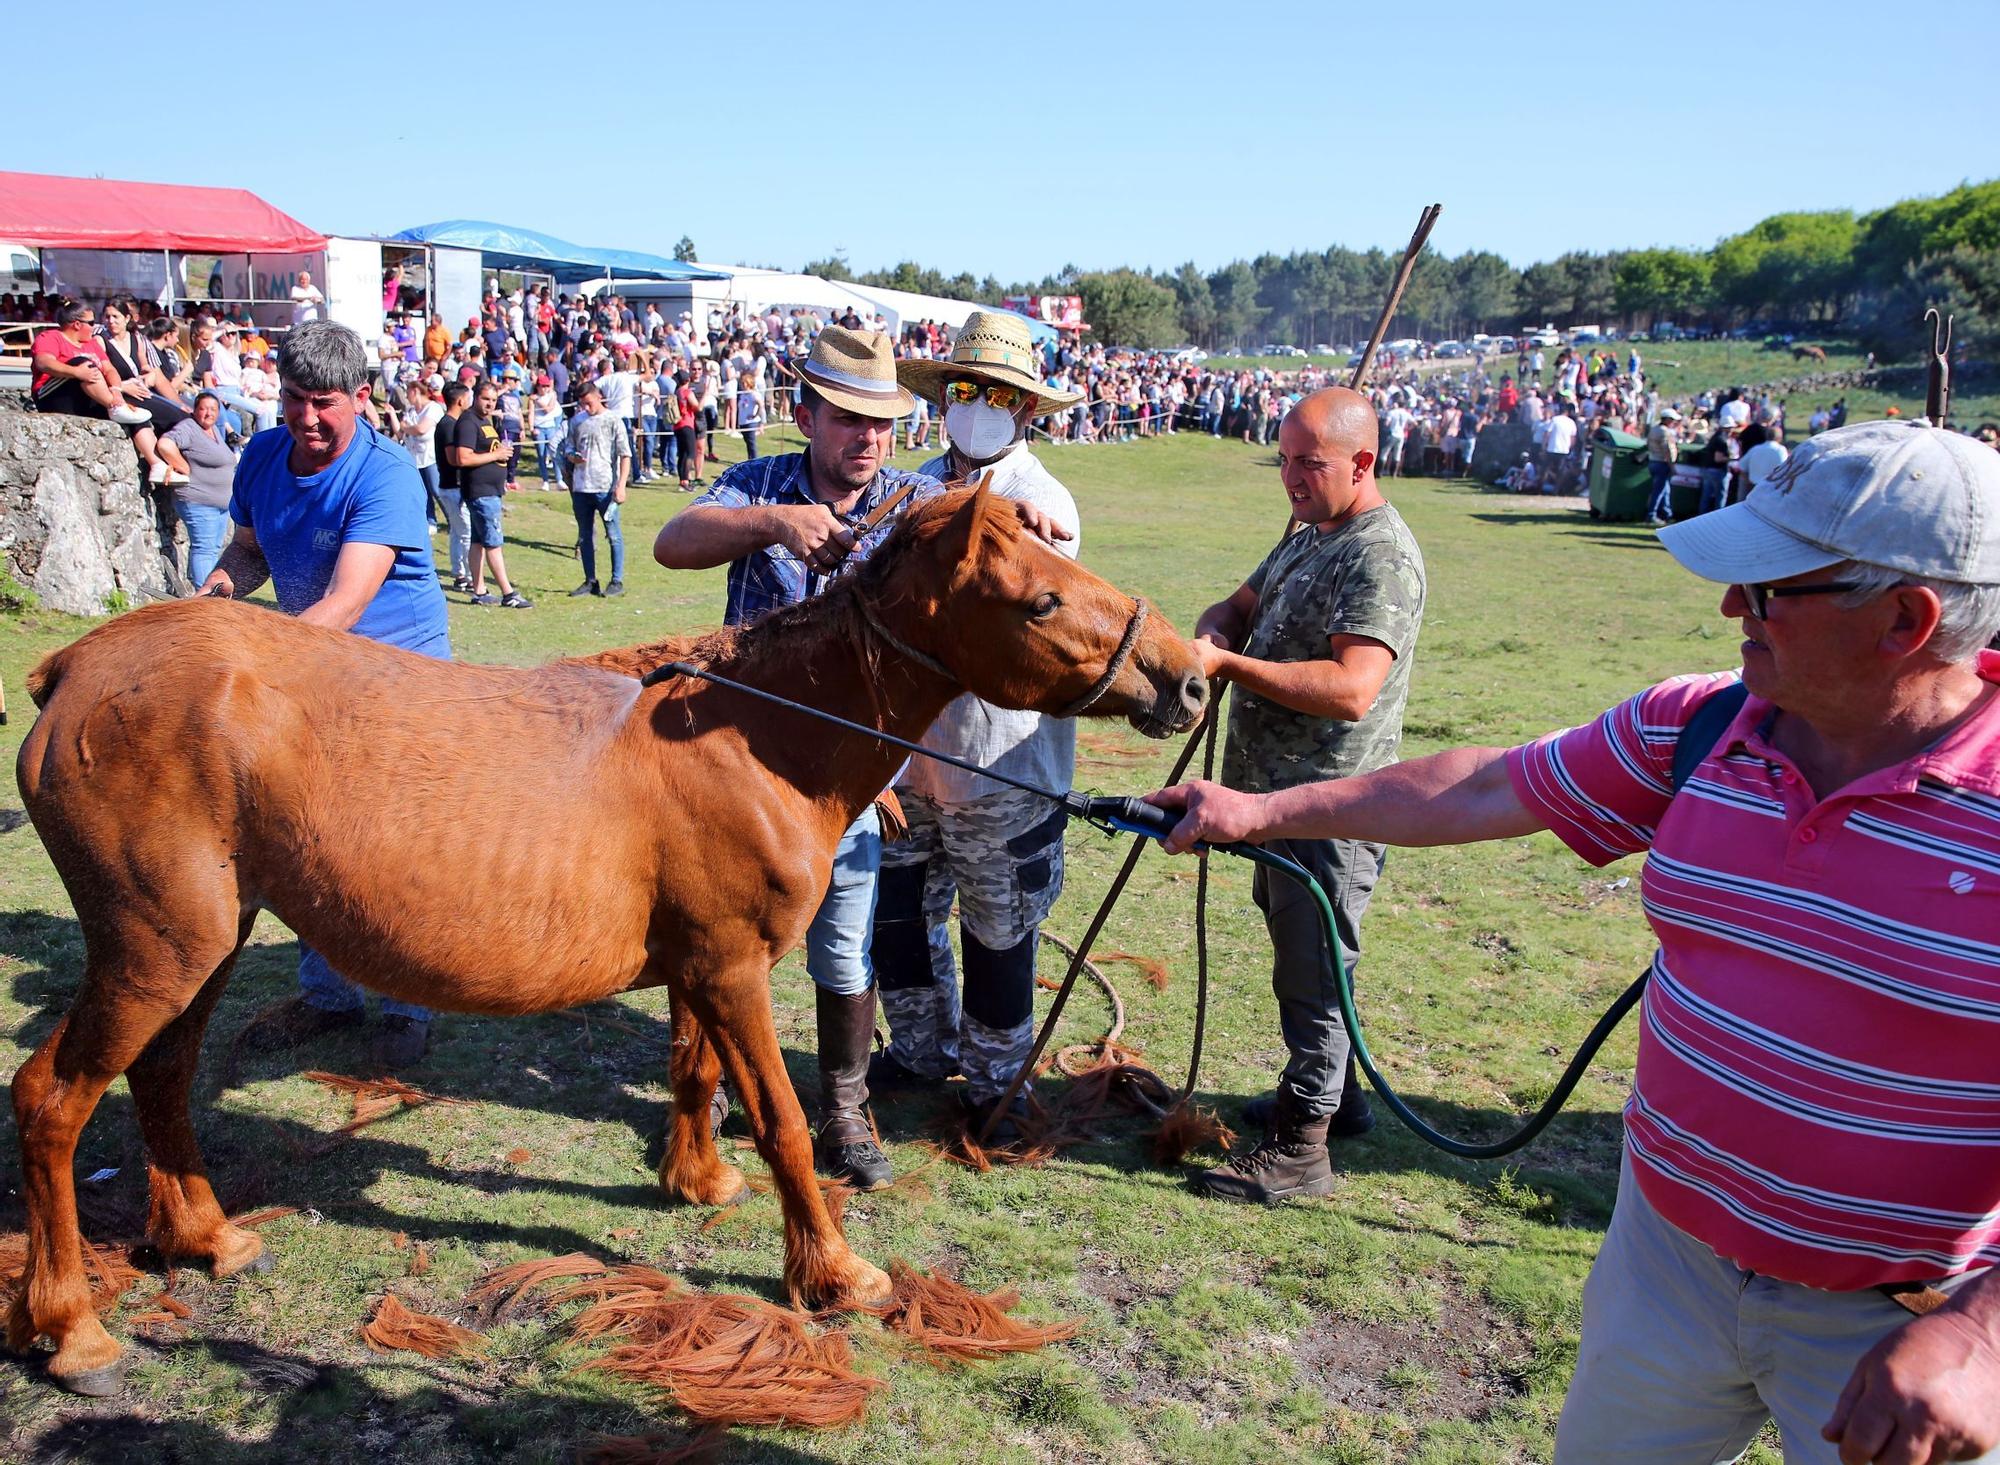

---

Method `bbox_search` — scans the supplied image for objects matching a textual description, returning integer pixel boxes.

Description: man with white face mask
[871,312,1087,1143]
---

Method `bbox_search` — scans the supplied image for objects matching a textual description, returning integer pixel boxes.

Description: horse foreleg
[128,922,265,1279]
[688,970,891,1310]
[657,987,746,1206]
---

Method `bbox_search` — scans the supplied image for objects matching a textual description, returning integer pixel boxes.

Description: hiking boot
[1242,1061,1375,1141]
[708,1084,729,1140]
[813,987,892,1191]
[240,997,365,1053]
[371,1015,431,1071]
[604,579,625,598]
[569,579,601,598]
[499,591,533,610]
[1198,1095,1334,1205]
[867,1047,958,1094]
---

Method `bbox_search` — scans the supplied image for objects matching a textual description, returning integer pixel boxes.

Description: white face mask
[944,400,1019,462]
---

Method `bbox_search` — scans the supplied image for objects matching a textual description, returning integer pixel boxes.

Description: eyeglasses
[944,379,1025,412]
[1737,580,1861,620]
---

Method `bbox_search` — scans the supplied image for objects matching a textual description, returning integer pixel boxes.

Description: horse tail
[25,645,69,708]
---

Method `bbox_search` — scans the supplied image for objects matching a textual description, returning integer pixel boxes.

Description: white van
[0,241,42,299]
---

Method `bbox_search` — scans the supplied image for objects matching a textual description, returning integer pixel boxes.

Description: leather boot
[1198,1091,1334,1204]
[1243,1055,1375,1140]
[814,987,892,1190]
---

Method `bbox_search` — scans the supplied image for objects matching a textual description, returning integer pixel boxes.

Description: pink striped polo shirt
[1506,652,2000,1291]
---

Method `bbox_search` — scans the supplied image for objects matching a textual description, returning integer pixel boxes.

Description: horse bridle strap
[858,592,1149,721]
[856,594,958,682]
[1057,597,1148,718]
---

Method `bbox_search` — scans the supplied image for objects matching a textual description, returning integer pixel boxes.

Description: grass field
[1,415,1817,1461]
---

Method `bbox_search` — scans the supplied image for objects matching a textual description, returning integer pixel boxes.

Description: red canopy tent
[0,170,325,253]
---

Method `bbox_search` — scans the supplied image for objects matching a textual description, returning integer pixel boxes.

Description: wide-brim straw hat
[795,326,913,418]
[898,310,1083,412]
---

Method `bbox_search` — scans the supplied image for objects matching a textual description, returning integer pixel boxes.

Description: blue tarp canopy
[388,221,728,286]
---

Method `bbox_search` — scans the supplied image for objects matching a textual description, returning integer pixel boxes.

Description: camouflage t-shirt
[1221,503,1427,794]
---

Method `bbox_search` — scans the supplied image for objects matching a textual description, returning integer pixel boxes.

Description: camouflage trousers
[871,785,1068,1102]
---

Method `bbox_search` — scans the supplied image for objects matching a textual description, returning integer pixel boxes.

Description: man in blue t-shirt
[204,321,452,1068]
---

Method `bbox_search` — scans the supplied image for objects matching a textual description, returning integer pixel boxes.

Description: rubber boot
[814,986,892,1190]
[1198,1092,1334,1204]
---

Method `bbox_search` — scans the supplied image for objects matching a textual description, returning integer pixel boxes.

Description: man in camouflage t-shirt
[1190,386,1426,1203]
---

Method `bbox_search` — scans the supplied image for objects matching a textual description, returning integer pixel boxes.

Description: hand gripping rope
[642,659,1645,1162]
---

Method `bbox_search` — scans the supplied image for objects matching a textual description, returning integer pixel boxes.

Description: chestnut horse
[9,487,1206,1393]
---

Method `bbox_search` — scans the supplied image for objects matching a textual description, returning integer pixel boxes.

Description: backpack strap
[1671,681,1749,793]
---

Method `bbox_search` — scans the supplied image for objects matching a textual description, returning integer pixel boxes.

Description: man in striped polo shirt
[1150,419,2000,1463]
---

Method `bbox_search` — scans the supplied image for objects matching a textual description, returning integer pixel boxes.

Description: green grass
[0,418,1795,1460]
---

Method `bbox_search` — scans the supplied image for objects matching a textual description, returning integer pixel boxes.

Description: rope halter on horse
[856,591,1150,720]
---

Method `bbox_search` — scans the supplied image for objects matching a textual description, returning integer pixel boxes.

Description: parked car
[1433,340,1465,357]
[1310,343,1339,356]
[1527,328,1563,348]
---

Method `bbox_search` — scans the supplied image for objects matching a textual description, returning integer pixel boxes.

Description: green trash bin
[1586,427,1652,520]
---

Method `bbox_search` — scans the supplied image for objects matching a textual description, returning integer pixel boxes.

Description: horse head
[856,485,1207,738]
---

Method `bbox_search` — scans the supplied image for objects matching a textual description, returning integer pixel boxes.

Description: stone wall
[0,407,185,614]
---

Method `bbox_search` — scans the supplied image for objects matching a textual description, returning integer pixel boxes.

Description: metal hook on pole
[1925,307,1952,427]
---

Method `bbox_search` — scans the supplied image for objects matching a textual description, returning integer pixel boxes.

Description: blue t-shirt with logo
[230,421,451,654]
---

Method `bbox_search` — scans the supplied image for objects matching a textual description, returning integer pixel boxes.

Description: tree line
[799,179,1997,358]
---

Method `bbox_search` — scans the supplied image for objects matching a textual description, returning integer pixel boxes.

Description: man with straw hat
[652,325,938,1190]
[864,311,1086,1144]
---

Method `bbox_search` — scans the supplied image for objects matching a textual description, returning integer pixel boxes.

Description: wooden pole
[1348,204,1443,391]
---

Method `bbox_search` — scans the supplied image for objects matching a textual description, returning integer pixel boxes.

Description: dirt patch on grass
[1290,1283,1528,1421]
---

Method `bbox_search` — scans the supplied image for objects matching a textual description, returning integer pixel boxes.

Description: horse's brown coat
[7,488,1205,1389]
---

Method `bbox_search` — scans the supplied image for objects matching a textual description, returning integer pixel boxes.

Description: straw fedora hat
[898,310,1083,413]
[795,326,914,419]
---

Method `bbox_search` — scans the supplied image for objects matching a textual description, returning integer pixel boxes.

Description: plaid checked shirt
[690,453,940,626]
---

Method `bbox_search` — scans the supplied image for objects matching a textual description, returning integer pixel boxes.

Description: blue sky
[17,1,1998,281]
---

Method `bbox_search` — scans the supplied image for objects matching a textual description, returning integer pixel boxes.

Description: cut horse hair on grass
[360,1292,485,1359]
[464,1251,609,1323]
[298,1070,466,1155]
[555,1266,884,1428]
[581,1427,727,1464]
[858,1261,1080,1362]
[1146,1100,1237,1166]
[1098,950,1171,991]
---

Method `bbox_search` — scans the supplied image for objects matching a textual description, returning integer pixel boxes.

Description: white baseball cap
[1718,400,1751,429]
[1658,419,2000,585]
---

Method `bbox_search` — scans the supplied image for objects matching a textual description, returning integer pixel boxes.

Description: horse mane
[584,486,1014,692]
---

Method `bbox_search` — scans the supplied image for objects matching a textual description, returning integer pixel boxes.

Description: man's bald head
[1288,386,1379,458]
[1278,385,1385,532]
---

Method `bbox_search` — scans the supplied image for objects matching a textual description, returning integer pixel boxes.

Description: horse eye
[1032,592,1061,619]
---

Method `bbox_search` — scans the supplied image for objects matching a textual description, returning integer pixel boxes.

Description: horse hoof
[216,1247,273,1279]
[51,1358,127,1397]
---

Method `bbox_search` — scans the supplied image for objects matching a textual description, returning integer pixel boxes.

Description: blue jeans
[571,490,624,583]
[804,807,881,996]
[298,636,451,1021]
[175,499,229,588]
[1699,466,1729,515]
[436,487,470,578]
[1646,460,1674,520]
[535,425,565,487]
[213,386,276,434]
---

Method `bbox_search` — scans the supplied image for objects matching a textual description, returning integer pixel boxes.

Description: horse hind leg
[685,968,890,1310]
[128,916,267,1279]
[657,987,747,1207]
[8,916,241,1393]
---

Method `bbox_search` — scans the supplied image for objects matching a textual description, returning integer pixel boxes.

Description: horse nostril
[1180,669,1207,708]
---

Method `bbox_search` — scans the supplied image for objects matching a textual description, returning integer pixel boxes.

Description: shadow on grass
[13,1333,829,1464]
